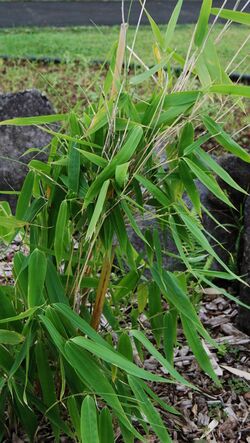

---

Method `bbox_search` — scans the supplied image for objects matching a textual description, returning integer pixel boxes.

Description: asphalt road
[1,0,249,27]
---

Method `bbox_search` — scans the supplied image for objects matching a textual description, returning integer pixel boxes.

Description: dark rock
[0,89,55,209]
[200,155,250,273]
[238,196,250,335]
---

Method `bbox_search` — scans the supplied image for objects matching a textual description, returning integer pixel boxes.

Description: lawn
[0,24,249,114]
[0,24,249,69]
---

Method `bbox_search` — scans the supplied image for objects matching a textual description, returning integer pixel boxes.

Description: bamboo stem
[91,250,114,331]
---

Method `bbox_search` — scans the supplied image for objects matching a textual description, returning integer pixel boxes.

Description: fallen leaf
[221,365,250,381]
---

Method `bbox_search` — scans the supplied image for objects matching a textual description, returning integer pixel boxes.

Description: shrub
[0,2,249,441]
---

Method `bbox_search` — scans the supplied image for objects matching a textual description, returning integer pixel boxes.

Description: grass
[0,25,249,70]
[0,24,249,115]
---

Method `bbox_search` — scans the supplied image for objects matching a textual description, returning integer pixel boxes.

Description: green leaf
[16,171,34,220]
[181,314,220,385]
[163,309,178,365]
[115,162,130,188]
[86,179,110,240]
[0,216,26,230]
[0,306,38,324]
[179,160,201,215]
[54,200,68,266]
[211,8,250,25]
[70,336,169,383]
[68,143,80,193]
[28,248,47,308]
[52,303,111,348]
[0,330,24,345]
[81,396,100,443]
[148,282,163,347]
[184,157,234,208]
[203,116,250,162]
[137,283,148,314]
[67,397,81,440]
[164,0,183,49]
[45,259,69,305]
[144,8,164,49]
[130,59,167,85]
[130,330,193,388]
[77,149,108,168]
[117,333,133,362]
[194,0,212,47]
[151,266,218,347]
[0,114,68,126]
[178,122,194,156]
[209,84,250,98]
[35,341,61,440]
[113,271,140,302]
[64,341,142,440]
[196,147,248,194]
[174,206,246,284]
[99,408,114,443]
[84,127,143,207]
[128,376,172,443]
[121,200,150,247]
[183,134,210,156]
[135,175,170,207]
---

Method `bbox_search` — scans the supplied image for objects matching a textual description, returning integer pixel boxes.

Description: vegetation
[0,2,249,441]
[1,24,249,69]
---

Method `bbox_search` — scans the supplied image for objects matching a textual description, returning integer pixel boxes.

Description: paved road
[1,0,248,27]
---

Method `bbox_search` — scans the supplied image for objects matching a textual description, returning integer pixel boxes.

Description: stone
[0,89,55,209]
[238,196,250,335]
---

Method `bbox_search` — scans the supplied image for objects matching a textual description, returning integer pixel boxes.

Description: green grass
[0,25,249,71]
[0,24,249,117]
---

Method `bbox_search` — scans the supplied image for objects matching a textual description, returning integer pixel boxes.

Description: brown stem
[111,23,128,98]
[91,250,114,331]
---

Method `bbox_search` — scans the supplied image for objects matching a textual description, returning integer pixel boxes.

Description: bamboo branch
[91,250,114,331]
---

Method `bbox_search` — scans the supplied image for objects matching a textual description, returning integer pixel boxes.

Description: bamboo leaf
[77,149,108,168]
[64,341,143,440]
[145,9,165,49]
[54,200,68,266]
[28,248,47,308]
[16,171,34,220]
[211,8,250,25]
[128,376,172,443]
[184,157,235,208]
[181,314,220,385]
[99,408,114,443]
[81,396,100,443]
[0,307,38,324]
[203,116,250,162]
[179,161,201,215]
[70,336,169,383]
[115,162,130,188]
[164,0,183,49]
[209,84,250,98]
[135,175,170,207]
[0,114,68,126]
[84,127,143,207]
[68,143,80,193]
[86,179,110,240]
[196,147,248,194]
[194,0,212,47]
[130,330,193,388]
[130,59,167,85]
[35,341,61,440]
[117,333,133,362]
[0,330,24,345]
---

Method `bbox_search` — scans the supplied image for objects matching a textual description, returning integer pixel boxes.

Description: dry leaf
[221,365,250,381]
[201,418,219,438]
